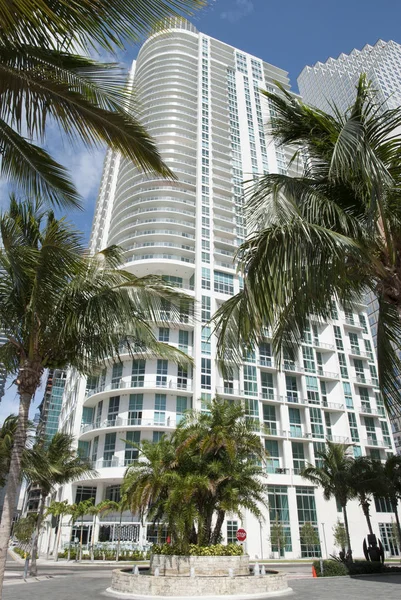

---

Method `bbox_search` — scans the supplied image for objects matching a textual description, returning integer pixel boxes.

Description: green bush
[14,547,30,559]
[314,559,401,577]
[57,548,148,561]
[313,560,348,577]
[151,543,243,557]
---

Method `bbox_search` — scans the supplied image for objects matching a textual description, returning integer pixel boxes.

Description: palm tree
[0,198,191,587]
[213,75,401,409]
[375,455,401,546]
[0,1,206,206]
[88,500,120,562]
[302,442,355,559]
[69,499,95,561]
[23,433,95,575]
[45,500,72,561]
[123,399,268,552]
[0,416,18,488]
[348,457,381,536]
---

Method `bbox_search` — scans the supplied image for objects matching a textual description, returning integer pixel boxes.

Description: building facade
[52,23,399,559]
[37,370,67,442]
[298,39,401,114]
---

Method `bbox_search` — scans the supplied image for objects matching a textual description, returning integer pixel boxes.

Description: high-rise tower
[298,39,401,114]
[54,23,398,558]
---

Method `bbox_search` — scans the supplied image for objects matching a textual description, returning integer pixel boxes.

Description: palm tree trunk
[361,499,374,535]
[79,517,84,561]
[30,491,46,576]
[342,504,353,561]
[54,517,62,561]
[90,515,96,562]
[391,498,401,549]
[116,511,122,562]
[0,391,31,599]
[211,510,225,545]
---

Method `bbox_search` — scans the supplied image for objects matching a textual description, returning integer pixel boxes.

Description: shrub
[313,560,348,577]
[314,559,401,577]
[151,543,243,557]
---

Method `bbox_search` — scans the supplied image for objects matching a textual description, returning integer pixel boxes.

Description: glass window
[349,332,360,353]
[111,363,123,389]
[259,342,272,366]
[226,520,239,544]
[261,372,274,399]
[156,359,168,387]
[158,328,170,342]
[201,327,211,355]
[301,347,314,372]
[296,487,321,557]
[103,432,116,466]
[265,439,280,473]
[124,431,140,466]
[78,440,90,459]
[365,416,377,444]
[91,436,99,462]
[306,376,319,404]
[263,404,277,434]
[354,359,365,382]
[128,394,143,425]
[107,396,120,425]
[375,497,393,513]
[243,365,257,396]
[201,267,211,290]
[338,353,348,378]
[343,382,353,408]
[131,360,145,387]
[176,396,188,424]
[268,486,292,553]
[152,431,163,443]
[286,376,298,403]
[381,421,391,447]
[201,358,211,390]
[179,330,189,351]
[154,394,166,424]
[214,271,234,295]
[292,442,305,473]
[177,365,188,390]
[201,295,211,322]
[81,407,94,425]
[353,445,362,458]
[348,412,359,442]
[289,408,302,438]
[75,486,97,504]
[334,326,343,350]
[105,485,121,503]
[310,407,324,439]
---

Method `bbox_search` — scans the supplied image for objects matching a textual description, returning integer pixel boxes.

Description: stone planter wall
[110,568,289,598]
[150,553,250,576]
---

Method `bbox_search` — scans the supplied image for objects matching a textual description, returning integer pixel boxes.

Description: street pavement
[2,555,401,600]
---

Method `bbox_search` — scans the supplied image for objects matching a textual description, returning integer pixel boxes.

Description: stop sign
[236,528,247,542]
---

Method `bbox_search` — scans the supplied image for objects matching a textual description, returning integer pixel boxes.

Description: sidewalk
[8,548,140,568]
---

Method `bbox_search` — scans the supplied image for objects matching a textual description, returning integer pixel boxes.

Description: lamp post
[321,523,328,558]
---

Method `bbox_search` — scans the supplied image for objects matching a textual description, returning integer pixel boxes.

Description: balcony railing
[81,416,177,434]
[85,379,193,399]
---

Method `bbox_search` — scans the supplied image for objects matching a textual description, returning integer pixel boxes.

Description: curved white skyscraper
[54,22,398,559]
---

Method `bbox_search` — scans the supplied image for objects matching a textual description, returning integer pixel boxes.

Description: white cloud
[221,0,254,23]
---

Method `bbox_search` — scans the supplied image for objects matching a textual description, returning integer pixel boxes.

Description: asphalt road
[3,558,401,600]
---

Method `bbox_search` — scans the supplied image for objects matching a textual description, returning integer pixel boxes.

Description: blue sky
[1,0,401,421]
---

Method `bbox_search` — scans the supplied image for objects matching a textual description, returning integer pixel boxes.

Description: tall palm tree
[23,433,95,575]
[348,457,381,536]
[0,198,191,588]
[88,500,119,562]
[45,500,72,561]
[375,455,401,546]
[0,0,207,205]
[69,499,95,561]
[302,442,355,559]
[213,75,401,409]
